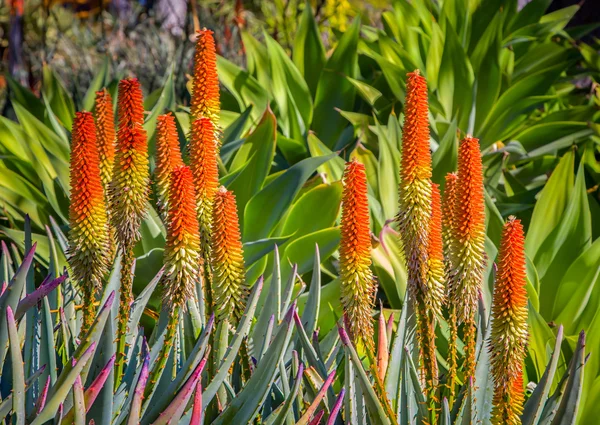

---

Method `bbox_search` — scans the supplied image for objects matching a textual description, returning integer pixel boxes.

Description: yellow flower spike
[93,88,116,195]
[449,135,486,381]
[155,113,184,218]
[191,28,220,129]
[339,159,376,351]
[68,111,110,333]
[189,117,220,314]
[211,187,248,323]
[490,217,528,425]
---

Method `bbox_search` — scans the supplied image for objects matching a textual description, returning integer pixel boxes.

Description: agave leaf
[202,278,263,409]
[326,388,345,425]
[281,264,298,320]
[6,307,26,425]
[113,334,145,423]
[31,342,97,425]
[212,304,296,424]
[40,297,57,385]
[0,244,36,372]
[522,325,564,425]
[548,331,586,425]
[253,247,282,353]
[343,356,359,425]
[385,293,411,409]
[126,266,164,351]
[441,398,452,425]
[293,312,329,384]
[267,362,305,425]
[15,274,66,320]
[455,378,474,425]
[404,347,428,423]
[473,313,493,423]
[190,380,203,425]
[300,246,321,337]
[72,374,86,425]
[339,327,393,425]
[296,371,335,425]
[0,366,47,418]
[152,357,208,425]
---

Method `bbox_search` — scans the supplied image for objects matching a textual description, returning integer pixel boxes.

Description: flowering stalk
[190,29,220,130]
[189,118,219,315]
[397,70,441,414]
[339,159,376,350]
[489,217,528,425]
[211,187,248,322]
[155,113,184,218]
[93,88,116,194]
[448,136,486,381]
[442,172,459,401]
[110,78,149,383]
[67,112,110,332]
[148,166,200,393]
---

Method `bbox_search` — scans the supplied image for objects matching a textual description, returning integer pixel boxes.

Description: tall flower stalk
[190,28,220,130]
[489,217,528,425]
[448,135,486,382]
[189,118,219,315]
[339,159,376,350]
[442,172,459,402]
[397,70,442,414]
[211,187,248,323]
[67,111,110,333]
[148,166,201,391]
[155,113,184,218]
[110,78,150,383]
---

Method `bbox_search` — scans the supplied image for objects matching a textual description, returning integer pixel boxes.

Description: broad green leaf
[229,108,277,223]
[265,32,313,140]
[527,302,558,380]
[312,18,359,148]
[535,161,591,317]
[143,66,176,142]
[217,56,269,121]
[243,154,337,242]
[306,133,345,184]
[526,150,574,259]
[293,3,326,97]
[281,227,340,276]
[241,31,271,89]
[377,117,401,221]
[82,56,111,111]
[42,65,76,130]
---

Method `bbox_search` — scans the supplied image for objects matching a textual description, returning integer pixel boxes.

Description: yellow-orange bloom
[339,159,376,350]
[68,111,110,331]
[93,89,116,194]
[426,184,446,317]
[190,29,220,128]
[110,78,149,247]
[211,187,248,322]
[442,172,458,263]
[155,113,184,217]
[163,166,200,310]
[448,136,486,323]
[490,216,528,425]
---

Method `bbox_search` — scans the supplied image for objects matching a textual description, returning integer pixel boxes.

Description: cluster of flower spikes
[210,187,248,323]
[155,112,184,218]
[489,217,528,425]
[339,159,377,351]
[67,111,111,332]
[447,135,487,380]
[397,70,445,397]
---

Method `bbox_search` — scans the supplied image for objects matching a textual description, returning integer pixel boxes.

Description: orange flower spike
[93,89,116,193]
[189,118,220,257]
[155,113,184,217]
[449,136,486,323]
[68,111,110,331]
[211,187,248,322]
[489,217,528,425]
[163,166,201,311]
[110,78,150,247]
[339,159,376,350]
[191,29,220,128]
[426,184,446,317]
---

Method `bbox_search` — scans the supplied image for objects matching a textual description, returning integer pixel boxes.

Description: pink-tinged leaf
[190,380,203,425]
[377,304,389,382]
[73,374,86,425]
[152,357,208,425]
[35,376,51,414]
[326,388,345,425]
[308,410,324,425]
[127,338,150,425]
[15,274,67,320]
[296,370,336,425]
[385,313,394,344]
[0,281,7,297]
[338,325,351,346]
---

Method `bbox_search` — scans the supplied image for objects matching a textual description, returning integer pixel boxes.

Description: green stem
[464,315,477,384]
[416,301,438,425]
[115,245,135,388]
[447,305,458,407]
